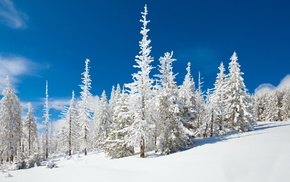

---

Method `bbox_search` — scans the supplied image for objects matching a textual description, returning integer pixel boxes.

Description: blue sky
[0,0,290,124]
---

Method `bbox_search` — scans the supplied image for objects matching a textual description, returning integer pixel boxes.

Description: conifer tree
[105,88,134,158]
[223,52,255,131]
[0,76,22,163]
[94,91,111,147]
[59,91,80,156]
[178,62,196,131]
[79,59,93,155]
[23,102,38,157]
[125,5,154,158]
[43,81,50,159]
[211,62,228,135]
[155,52,193,154]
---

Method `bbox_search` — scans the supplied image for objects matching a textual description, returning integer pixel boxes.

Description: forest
[0,5,289,169]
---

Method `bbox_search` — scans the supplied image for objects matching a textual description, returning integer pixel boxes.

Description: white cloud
[255,74,290,95]
[0,54,46,92]
[0,0,27,29]
[49,98,70,111]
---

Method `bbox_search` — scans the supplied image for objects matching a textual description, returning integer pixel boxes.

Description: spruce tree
[0,76,22,163]
[23,102,38,157]
[79,59,93,155]
[43,81,50,159]
[223,52,255,131]
[125,5,154,158]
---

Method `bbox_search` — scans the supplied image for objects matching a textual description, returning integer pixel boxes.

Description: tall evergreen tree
[0,76,22,163]
[79,59,93,155]
[178,62,196,131]
[211,62,228,135]
[223,52,255,131]
[43,81,50,159]
[125,5,154,158]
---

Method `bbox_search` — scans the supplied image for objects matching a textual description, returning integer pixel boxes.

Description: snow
[1,121,290,182]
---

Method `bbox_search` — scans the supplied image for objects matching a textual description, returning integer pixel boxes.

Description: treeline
[254,88,290,121]
[0,5,274,168]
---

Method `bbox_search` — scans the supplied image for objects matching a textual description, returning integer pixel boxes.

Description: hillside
[1,121,290,182]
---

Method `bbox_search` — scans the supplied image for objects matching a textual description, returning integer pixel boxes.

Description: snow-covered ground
[1,121,290,182]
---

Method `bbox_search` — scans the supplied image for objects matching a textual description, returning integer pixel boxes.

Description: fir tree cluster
[0,5,262,166]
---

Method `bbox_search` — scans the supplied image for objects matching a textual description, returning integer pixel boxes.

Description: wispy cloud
[0,54,47,92]
[255,74,290,95]
[0,0,27,29]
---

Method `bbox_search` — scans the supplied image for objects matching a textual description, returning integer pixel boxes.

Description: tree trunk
[140,137,145,158]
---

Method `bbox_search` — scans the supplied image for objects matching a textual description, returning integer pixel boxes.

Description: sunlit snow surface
[1,121,290,182]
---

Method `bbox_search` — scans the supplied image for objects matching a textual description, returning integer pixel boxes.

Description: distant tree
[0,76,22,163]
[264,93,280,121]
[125,5,154,158]
[281,88,290,121]
[23,102,38,157]
[79,59,93,155]
[223,52,255,131]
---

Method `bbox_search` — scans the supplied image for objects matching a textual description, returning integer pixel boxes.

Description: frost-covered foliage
[223,52,255,132]
[56,91,80,156]
[254,88,290,122]
[154,52,193,154]
[124,5,155,158]
[0,5,269,162]
[178,62,196,131]
[0,77,22,163]
[23,103,38,157]
[104,88,134,158]
[78,59,93,155]
[94,91,111,148]
[43,81,50,159]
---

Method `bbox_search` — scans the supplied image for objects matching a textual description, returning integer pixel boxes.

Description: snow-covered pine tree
[124,5,154,158]
[223,52,255,131]
[154,52,193,154]
[104,88,134,158]
[178,62,196,131]
[0,76,22,163]
[194,73,207,137]
[59,91,80,156]
[94,91,111,148]
[23,102,38,157]
[43,81,50,159]
[79,59,93,155]
[210,62,228,135]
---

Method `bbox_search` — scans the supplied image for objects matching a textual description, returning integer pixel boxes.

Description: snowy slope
[1,121,290,182]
